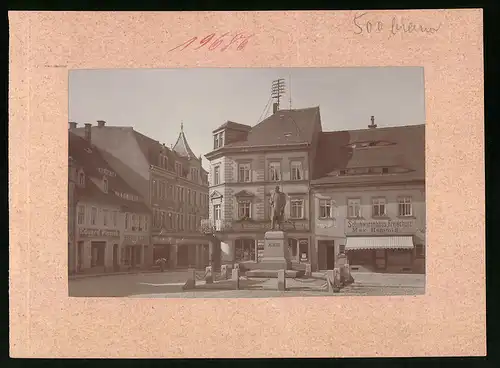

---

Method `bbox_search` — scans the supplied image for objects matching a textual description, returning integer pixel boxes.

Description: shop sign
[230,220,309,232]
[97,167,116,177]
[124,235,150,245]
[79,228,120,238]
[345,219,416,235]
[152,236,175,244]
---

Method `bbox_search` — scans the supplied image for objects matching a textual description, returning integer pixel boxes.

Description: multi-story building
[310,121,425,273]
[70,121,210,269]
[204,105,323,268]
[69,125,151,274]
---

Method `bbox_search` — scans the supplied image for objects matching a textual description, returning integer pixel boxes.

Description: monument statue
[270,186,287,230]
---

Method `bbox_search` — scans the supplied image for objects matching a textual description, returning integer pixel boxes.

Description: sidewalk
[68,268,197,280]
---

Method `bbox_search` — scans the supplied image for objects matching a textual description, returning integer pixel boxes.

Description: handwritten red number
[194,33,216,50]
[168,36,198,52]
[209,32,230,50]
[220,33,243,51]
[237,35,253,51]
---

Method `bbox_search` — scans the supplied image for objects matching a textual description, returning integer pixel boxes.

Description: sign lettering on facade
[345,219,416,235]
[79,228,120,238]
[97,167,116,177]
[268,242,281,248]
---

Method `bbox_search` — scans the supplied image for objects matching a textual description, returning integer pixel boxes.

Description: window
[214,132,224,149]
[159,154,168,169]
[372,197,387,217]
[347,199,361,218]
[319,199,333,218]
[235,239,255,262]
[339,244,346,254]
[191,168,198,182]
[269,162,281,181]
[160,211,165,228]
[193,190,197,205]
[103,177,108,193]
[103,209,108,226]
[238,201,251,219]
[112,211,117,227]
[188,189,191,204]
[152,180,157,198]
[91,207,97,225]
[238,163,251,182]
[78,172,85,185]
[213,166,220,185]
[382,167,389,174]
[159,181,165,200]
[213,204,221,221]
[125,213,129,229]
[144,216,148,232]
[398,197,413,217]
[77,205,85,225]
[290,199,304,219]
[175,162,183,176]
[139,215,143,231]
[291,161,303,180]
[339,170,346,176]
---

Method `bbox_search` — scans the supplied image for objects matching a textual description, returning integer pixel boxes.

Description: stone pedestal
[277,269,286,291]
[259,231,291,270]
[232,268,240,290]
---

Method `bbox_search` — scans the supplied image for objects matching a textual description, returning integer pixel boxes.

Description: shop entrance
[326,241,335,269]
[90,241,106,268]
[77,241,84,272]
[177,244,189,267]
[113,244,119,271]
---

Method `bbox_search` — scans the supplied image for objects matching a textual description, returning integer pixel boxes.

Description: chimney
[273,102,279,114]
[84,123,92,142]
[97,120,106,127]
[69,122,77,130]
[368,115,377,129]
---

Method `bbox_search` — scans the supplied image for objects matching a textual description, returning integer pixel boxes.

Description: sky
[69,67,425,170]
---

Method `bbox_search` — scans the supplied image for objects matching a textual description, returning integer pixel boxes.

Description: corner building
[71,121,210,270]
[311,123,426,273]
[205,107,323,269]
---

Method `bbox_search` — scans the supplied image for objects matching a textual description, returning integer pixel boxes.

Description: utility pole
[271,78,286,111]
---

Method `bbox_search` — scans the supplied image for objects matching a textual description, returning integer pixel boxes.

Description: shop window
[339,244,346,254]
[288,238,298,257]
[372,197,387,217]
[347,198,361,217]
[235,239,256,261]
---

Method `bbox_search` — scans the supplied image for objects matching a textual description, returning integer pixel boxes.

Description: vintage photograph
[68,67,426,298]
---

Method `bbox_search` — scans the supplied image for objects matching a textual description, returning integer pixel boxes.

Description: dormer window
[159,154,169,170]
[213,131,224,149]
[175,162,183,176]
[103,177,108,193]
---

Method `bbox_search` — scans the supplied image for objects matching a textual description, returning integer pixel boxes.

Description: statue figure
[270,186,287,230]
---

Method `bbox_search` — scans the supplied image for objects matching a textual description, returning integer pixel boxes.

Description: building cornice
[205,142,310,161]
[311,179,425,190]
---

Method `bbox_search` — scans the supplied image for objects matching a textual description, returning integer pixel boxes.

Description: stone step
[245,269,304,278]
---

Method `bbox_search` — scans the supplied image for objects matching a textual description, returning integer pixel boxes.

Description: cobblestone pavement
[69,270,425,297]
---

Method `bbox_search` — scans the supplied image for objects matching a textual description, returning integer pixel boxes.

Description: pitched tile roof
[223,106,321,148]
[69,132,150,212]
[312,124,425,186]
[213,121,252,133]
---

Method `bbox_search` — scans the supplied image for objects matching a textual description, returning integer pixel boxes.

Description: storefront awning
[345,236,414,251]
